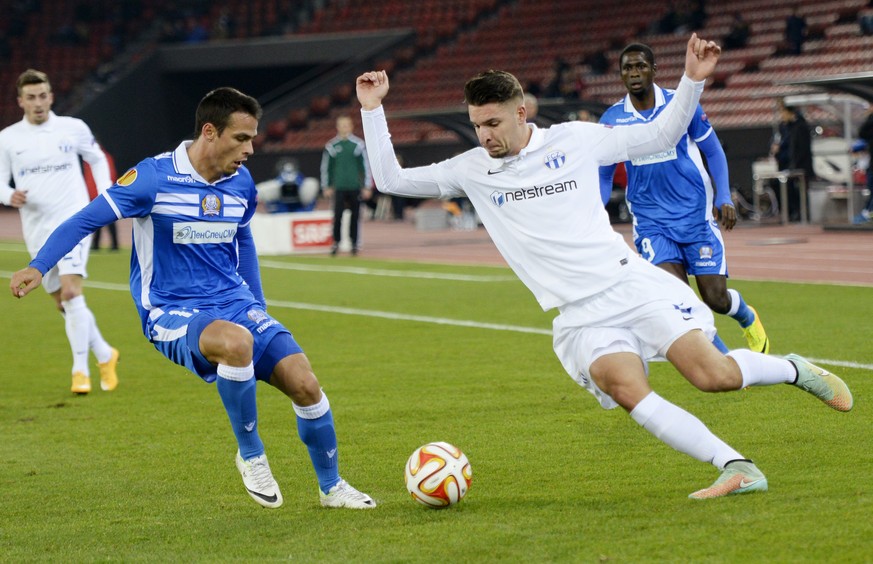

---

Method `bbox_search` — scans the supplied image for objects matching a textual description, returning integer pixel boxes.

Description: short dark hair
[193,87,262,138]
[619,43,656,69]
[16,69,50,95]
[464,70,523,107]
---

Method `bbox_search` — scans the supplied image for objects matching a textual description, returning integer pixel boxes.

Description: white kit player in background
[355,34,853,499]
[0,68,119,394]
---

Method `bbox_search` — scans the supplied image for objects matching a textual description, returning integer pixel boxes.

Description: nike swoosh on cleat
[487,169,505,175]
[739,478,763,488]
[246,488,278,503]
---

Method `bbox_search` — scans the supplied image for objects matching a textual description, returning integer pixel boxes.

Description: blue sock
[295,395,340,493]
[216,363,264,461]
[711,333,729,353]
[727,289,755,328]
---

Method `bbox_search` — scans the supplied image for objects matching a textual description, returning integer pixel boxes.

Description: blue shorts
[146,300,303,383]
[634,220,728,277]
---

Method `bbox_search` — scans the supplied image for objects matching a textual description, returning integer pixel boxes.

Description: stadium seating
[3,0,871,151]
[265,0,873,151]
[0,0,156,127]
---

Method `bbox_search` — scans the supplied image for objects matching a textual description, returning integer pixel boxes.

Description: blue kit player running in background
[599,43,768,354]
[9,87,375,510]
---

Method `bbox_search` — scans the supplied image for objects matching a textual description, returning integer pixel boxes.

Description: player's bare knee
[221,325,254,364]
[270,354,322,403]
[59,288,80,303]
[702,291,730,314]
[687,360,740,392]
[591,372,641,410]
[607,384,643,410]
[293,376,323,405]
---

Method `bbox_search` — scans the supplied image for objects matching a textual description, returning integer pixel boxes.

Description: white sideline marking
[2,270,872,371]
[259,259,516,282]
[265,298,552,335]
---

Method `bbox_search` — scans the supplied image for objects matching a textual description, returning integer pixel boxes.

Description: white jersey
[0,111,111,254]
[362,75,704,311]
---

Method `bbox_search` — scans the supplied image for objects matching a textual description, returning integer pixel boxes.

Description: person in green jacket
[320,114,371,255]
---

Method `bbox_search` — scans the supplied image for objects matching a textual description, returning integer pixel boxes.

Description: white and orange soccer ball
[404,441,472,508]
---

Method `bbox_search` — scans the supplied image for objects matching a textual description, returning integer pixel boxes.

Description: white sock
[293,392,331,419]
[84,304,113,363]
[217,362,255,382]
[728,349,796,388]
[62,295,91,376]
[630,391,744,470]
[726,288,740,316]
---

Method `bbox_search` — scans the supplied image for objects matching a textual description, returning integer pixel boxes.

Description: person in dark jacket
[772,103,813,221]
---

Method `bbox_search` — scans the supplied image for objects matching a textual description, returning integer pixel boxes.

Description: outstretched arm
[357,71,444,199]
[9,197,117,298]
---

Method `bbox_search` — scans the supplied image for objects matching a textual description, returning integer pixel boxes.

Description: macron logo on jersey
[173,221,237,244]
[167,175,196,184]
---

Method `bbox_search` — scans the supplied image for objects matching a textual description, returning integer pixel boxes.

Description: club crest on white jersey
[544,150,566,170]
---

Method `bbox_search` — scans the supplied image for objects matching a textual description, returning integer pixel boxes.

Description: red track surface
[2,207,871,286]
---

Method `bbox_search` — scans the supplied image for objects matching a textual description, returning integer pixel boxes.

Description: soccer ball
[404,441,472,508]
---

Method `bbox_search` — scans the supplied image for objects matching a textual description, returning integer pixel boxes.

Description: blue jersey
[599,84,730,242]
[30,142,265,335]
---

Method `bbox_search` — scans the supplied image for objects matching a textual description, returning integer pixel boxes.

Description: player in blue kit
[599,43,768,354]
[9,87,374,510]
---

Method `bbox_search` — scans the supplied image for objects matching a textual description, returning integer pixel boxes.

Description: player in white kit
[355,35,853,499]
[0,69,119,394]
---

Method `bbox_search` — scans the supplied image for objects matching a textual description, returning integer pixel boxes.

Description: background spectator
[724,12,750,49]
[785,7,807,54]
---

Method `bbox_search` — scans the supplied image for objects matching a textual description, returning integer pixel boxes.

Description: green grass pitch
[1,242,871,562]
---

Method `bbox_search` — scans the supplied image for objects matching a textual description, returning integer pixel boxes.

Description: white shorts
[40,237,91,294]
[552,255,716,410]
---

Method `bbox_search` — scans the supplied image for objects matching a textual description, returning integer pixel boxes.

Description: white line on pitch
[259,259,516,282]
[2,270,872,372]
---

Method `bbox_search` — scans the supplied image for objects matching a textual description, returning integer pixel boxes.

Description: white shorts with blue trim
[552,255,716,410]
[41,238,91,294]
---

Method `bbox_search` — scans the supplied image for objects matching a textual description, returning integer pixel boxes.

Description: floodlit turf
[1,243,871,562]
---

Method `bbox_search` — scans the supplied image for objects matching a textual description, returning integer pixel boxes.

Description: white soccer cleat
[786,354,853,412]
[689,460,768,500]
[235,451,283,508]
[319,479,376,509]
